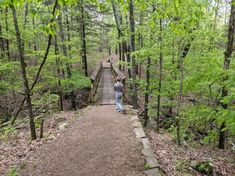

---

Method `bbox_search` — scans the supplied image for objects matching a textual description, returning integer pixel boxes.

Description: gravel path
[20,105,146,176]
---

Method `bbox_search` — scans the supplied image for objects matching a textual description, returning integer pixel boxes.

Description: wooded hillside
[0,0,235,175]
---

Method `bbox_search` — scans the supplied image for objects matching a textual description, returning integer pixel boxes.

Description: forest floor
[147,129,235,176]
[13,105,145,176]
[110,54,235,176]
[0,111,78,175]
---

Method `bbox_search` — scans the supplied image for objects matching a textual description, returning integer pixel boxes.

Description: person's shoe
[122,109,127,114]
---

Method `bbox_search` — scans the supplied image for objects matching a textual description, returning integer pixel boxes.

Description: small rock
[146,157,159,169]
[132,121,142,128]
[59,122,68,130]
[142,138,151,149]
[144,168,160,176]
[134,128,146,138]
[142,148,155,157]
[46,134,56,141]
[54,117,66,124]
[190,160,197,168]
[125,105,134,109]
[231,143,235,151]
[130,115,139,122]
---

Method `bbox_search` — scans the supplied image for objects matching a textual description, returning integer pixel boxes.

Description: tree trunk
[144,56,150,127]
[118,32,122,70]
[32,17,37,51]
[129,0,138,109]
[176,41,192,146]
[111,0,131,76]
[11,0,58,125]
[54,36,64,111]
[5,7,10,59]
[58,6,76,111]
[125,16,132,78]
[11,4,37,140]
[218,0,235,149]
[65,6,72,59]
[156,18,163,132]
[58,9,71,77]
[22,2,28,53]
[138,29,143,79]
[169,38,176,115]
[80,0,88,77]
[125,42,132,78]
[0,16,4,59]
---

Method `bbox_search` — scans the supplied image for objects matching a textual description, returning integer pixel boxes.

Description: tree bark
[125,15,132,78]
[0,15,4,59]
[39,119,44,138]
[138,13,143,79]
[176,40,192,146]
[144,56,150,127]
[218,0,235,149]
[32,17,37,51]
[22,2,28,53]
[111,0,123,36]
[156,18,163,132]
[118,32,122,70]
[111,0,131,76]
[54,35,64,111]
[11,4,37,140]
[80,0,88,77]
[129,0,138,109]
[144,5,155,127]
[5,7,10,59]
[65,6,72,59]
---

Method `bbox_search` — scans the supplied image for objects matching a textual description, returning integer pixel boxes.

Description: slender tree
[11,0,59,125]
[4,7,10,59]
[156,18,163,132]
[54,36,64,111]
[10,3,37,140]
[80,0,88,77]
[218,0,235,149]
[129,0,138,109]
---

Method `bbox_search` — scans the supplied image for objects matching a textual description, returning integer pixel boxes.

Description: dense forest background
[0,0,235,175]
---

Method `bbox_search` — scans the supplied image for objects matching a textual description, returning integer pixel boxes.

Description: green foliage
[61,71,91,93]
[0,126,17,141]
[195,161,214,175]
[7,168,18,176]
[176,160,189,171]
[132,0,234,148]
[0,0,234,153]
[0,61,21,94]
[33,93,59,106]
[144,163,151,170]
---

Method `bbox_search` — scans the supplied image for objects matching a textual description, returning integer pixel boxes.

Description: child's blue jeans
[115,92,123,112]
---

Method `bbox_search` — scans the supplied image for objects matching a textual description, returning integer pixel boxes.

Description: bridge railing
[89,61,102,103]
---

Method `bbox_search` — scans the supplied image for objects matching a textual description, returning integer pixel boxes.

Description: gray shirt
[114,82,123,93]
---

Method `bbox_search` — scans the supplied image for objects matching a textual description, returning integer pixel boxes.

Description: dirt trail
[20,105,146,176]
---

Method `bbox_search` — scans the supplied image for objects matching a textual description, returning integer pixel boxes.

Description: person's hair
[116,76,121,82]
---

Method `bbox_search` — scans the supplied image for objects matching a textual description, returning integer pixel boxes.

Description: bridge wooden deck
[97,67,115,105]
[89,59,127,105]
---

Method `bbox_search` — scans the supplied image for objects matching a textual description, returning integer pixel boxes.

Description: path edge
[130,115,160,176]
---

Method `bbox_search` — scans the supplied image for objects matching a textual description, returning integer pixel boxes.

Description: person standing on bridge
[114,77,126,113]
